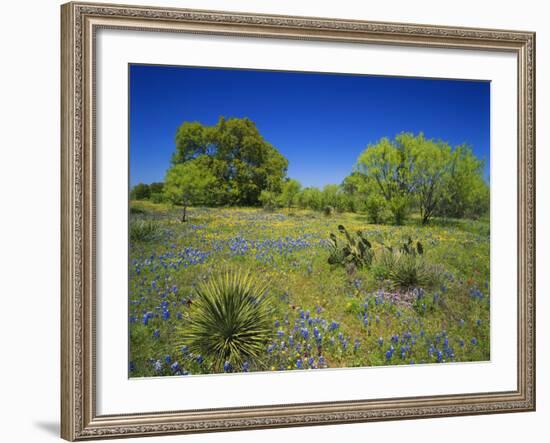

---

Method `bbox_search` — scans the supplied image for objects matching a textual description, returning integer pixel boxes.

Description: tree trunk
[181,205,187,222]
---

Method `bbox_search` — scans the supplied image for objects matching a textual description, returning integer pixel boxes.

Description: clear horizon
[130,64,490,188]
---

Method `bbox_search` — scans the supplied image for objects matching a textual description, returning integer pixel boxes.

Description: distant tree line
[130,182,164,202]
[130,118,489,224]
[260,133,489,224]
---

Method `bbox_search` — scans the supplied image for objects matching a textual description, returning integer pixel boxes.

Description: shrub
[176,269,273,372]
[130,205,147,215]
[259,190,280,211]
[150,192,166,204]
[388,195,410,225]
[129,220,159,242]
[323,205,334,216]
[365,194,386,224]
[130,183,151,200]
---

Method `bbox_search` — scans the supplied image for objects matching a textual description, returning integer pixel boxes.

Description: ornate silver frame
[61,2,536,440]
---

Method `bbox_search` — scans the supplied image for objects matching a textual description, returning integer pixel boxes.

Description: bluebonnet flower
[471,338,478,345]
[354,339,361,351]
[242,362,249,372]
[129,361,135,372]
[444,346,455,359]
[153,360,162,372]
[170,361,180,372]
[436,350,443,362]
[223,361,232,372]
[196,355,203,365]
[300,328,309,340]
[313,326,320,338]
[274,320,280,328]
[318,356,327,368]
[470,288,484,300]
[152,329,160,338]
[277,329,285,337]
[164,355,171,364]
[142,311,154,326]
[180,345,188,355]
[386,347,394,360]
[296,358,303,369]
[329,321,339,331]
[476,319,482,327]
[378,337,384,346]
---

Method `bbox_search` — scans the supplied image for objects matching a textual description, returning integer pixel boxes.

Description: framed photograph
[61,1,536,440]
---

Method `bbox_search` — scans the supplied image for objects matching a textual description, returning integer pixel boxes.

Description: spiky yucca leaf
[373,251,441,289]
[176,269,273,372]
[129,220,159,242]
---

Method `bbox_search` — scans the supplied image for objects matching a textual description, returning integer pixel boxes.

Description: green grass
[128,203,490,376]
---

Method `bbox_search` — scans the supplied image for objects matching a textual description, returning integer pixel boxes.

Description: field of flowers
[129,201,490,377]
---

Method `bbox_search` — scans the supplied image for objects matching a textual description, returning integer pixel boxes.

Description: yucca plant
[373,240,441,289]
[129,220,159,242]
[176,269,273,372]
[387,254,438,288]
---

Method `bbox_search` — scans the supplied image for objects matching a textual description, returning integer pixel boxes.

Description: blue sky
[129,64,490,188]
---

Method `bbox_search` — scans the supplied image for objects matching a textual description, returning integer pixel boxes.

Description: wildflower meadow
[128,203,490,377]
[128,65,490,377]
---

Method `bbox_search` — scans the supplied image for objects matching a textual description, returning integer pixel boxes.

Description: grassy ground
[129,201,490,377]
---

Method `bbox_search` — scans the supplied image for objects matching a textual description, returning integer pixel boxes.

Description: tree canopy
[354,133,488,224]
[168,117,288,206]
